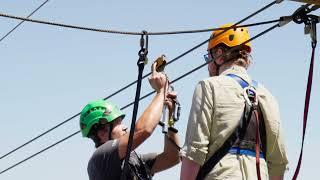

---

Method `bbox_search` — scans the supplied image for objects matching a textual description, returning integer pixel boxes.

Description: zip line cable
[0,11,279,35]
[0,0,50,43]
[0,22,282,175]
[0,1,279,36]
[0,0,280,161]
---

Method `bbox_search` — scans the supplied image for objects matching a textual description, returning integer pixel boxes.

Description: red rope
[292,46,316,180]
[254,109,262,180]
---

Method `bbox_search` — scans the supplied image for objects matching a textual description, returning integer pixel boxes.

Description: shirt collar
[220,65,251,83]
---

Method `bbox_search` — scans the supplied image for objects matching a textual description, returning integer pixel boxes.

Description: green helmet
[80,99,125,137]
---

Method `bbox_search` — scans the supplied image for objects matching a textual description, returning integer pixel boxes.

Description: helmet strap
[108,123,113,140]
[213,60,221,76]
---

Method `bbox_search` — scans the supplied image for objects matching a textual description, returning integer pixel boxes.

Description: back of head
[208,24,252,69]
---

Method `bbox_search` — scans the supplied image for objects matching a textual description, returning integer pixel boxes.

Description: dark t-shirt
[87,139,157,180]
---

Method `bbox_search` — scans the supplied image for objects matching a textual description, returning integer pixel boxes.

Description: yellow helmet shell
[208,23,251,52]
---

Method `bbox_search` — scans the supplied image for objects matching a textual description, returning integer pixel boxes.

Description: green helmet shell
[80,99,125,137]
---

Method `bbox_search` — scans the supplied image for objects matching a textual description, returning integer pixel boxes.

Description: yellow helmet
[208,23,251,52]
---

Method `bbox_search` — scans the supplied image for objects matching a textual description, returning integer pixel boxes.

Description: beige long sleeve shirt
[181,65,288,179]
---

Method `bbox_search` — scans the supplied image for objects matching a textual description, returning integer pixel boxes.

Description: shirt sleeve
[265,96,289,176]
[180,81,214,166]
[258,87,289,176]
[87,140,122,180]
[140,153,158,170]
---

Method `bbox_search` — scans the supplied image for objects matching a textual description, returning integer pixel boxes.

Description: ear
[215,48,225,65]
[96,129,106,141]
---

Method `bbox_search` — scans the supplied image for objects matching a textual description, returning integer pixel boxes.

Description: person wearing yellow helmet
[80,64,180,180]
[180,24,288,180]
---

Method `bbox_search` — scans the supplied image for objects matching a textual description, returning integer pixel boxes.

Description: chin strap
[108,123,113,140]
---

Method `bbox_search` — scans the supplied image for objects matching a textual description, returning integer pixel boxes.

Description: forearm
[135,91,165,133]
[180,157,200,180]
[118,92,165,159]
[150,132,180,174]
[164,131,180,156]
[163,131,180,164]
[270,175,284,180]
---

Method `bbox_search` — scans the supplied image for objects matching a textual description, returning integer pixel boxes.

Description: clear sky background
[0,0,319,180]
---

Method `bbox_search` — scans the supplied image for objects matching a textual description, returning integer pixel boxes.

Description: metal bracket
[289,0,320,5]
[291,4,319,47]
[276,0,284,4]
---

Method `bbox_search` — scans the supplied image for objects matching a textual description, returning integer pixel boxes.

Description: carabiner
[243,86,258,107]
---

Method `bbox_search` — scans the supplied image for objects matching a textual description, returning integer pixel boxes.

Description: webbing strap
[254,109,262,180]
[229,147,264,158]
[196,74,260,180]
[292,45,316,180]
[228,74,262,180]
[226,74,258,88]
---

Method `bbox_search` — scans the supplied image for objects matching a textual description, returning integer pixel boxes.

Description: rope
[0,0,50,43]
[120,32,148,180]
[291,31,317,180]
[0,23,280,175]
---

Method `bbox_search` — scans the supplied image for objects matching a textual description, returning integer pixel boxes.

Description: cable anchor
[138,30,148,66]
[291,4,319,47]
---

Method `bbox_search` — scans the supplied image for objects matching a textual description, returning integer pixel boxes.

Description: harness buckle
[243,86,258,107]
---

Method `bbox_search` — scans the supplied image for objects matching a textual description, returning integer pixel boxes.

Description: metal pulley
[289,0,320,5]
[152,55,180,134]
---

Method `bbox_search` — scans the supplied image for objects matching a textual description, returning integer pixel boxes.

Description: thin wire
[0,0,50,42]
[0,113,80,160]
[0,131,80,174]
[0,23,280,175]
[0,1,278,161]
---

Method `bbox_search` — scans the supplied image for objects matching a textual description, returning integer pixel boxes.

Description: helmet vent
[229,34,235,41]
[83,106,106,119]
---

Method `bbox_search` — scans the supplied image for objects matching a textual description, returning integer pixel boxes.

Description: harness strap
[228,74,262,180]
[229,147,264,158]
[226,73,258,88]
[254,108,262,180]
[196,74,262,180]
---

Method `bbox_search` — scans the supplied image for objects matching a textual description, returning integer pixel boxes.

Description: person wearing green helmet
[80,63,180,180]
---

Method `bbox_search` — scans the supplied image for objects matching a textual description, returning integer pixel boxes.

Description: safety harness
[122,151,153,180]
[196,74,266,180]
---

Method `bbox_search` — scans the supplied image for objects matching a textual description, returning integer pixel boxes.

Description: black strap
[196,74,257,180]
[196,104,252,180]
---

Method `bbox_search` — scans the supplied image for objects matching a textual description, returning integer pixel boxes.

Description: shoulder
[90,140,120,161]
[201,75,240,88]
[255,83,278,101]
[88,140,122,177]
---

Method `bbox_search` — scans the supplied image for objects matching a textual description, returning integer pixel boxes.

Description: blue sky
[0,1,319,179]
